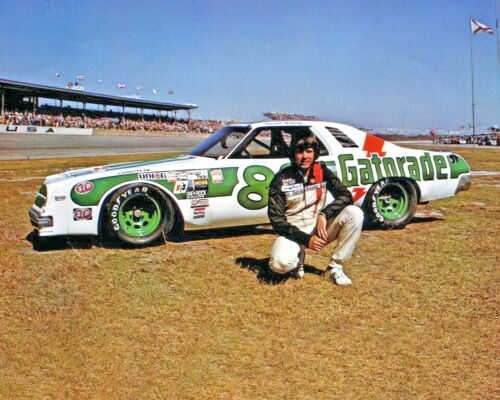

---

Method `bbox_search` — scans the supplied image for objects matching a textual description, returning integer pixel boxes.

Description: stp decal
[74,181,94,194]
[73,207,92,221]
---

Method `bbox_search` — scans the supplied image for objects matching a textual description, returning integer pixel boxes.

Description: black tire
[106,184,174,245]
[363,178,417,229]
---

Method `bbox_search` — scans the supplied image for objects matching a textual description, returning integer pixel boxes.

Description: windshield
[189,126,251,158]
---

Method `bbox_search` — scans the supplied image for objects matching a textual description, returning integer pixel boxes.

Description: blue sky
[1,0,498,129]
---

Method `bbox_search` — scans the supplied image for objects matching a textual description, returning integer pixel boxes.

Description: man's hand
[308,235,326,252]
[316,214,328,241]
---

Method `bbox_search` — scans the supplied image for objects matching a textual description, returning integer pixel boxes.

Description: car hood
[44,155,214,185]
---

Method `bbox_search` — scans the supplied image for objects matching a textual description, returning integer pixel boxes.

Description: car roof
[228,120,358,132]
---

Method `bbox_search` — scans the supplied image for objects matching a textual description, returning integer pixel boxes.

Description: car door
[208,126,330,228]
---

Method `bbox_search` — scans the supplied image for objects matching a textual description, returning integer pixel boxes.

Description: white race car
[30,121,471,246]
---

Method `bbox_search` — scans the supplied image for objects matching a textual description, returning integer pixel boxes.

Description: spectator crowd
[263,112,317,121]
[1,107,234,134]
[434,134,499,146]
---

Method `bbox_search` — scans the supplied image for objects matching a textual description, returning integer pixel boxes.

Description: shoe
[290,264,305,279]
[327,265,352,286]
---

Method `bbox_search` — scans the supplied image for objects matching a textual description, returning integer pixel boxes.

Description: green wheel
[364,179,417,229]
[107,184,174,245]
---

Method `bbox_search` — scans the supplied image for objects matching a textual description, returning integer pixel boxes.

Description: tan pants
[269,205,364,274]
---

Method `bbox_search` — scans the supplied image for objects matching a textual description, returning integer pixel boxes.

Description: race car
[29,121,471,246]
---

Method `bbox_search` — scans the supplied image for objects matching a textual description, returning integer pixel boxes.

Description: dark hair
[289,133,320,161]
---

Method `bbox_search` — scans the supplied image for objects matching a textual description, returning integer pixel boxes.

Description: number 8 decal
[237,166,274,210]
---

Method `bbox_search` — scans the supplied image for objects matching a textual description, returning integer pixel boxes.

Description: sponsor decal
[281,183,303,192]
[351,187,367,202]
[55,195,66,201]
[139,172,169,180]
[174,180,188,194]
[193,207,206,219]
[73,207,92,221]
[190,199,208,219]
[210,169,224,183]
[168,172,186,181]
[190,198,209,208]
[74,181,94,194]
[187,169,209,180]
[186,190,207,199]
[337,152,463,187]
[305,182,326,191]
[194,179,208,190]
[286,189,304,198]
[140,169,208,182]
[119,169,147,175]
[362,134,386,157]
[282,178,296,185]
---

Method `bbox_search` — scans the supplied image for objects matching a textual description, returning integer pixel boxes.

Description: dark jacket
[267,162,353,246]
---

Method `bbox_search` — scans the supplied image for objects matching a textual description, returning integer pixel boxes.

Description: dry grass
[0,149,498,399]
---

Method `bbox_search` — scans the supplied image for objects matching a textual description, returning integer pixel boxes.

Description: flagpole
[497,0,500,65]
[469,18,476,151]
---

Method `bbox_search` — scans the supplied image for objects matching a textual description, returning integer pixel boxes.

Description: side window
[326,127,358,148]
[231,127,328,158]
[286,127,328,156]
[232,128,292,159]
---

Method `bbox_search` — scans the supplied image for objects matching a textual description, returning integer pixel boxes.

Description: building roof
[0,78,198,112]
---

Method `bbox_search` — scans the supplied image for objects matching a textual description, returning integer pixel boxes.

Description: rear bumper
[455,173,471,193]
[29,206,53,229]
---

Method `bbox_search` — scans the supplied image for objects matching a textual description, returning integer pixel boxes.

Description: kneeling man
[268,132,364,285]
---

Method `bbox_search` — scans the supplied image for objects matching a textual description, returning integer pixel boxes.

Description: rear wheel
[107,184,174,245]
[363,179,417,229]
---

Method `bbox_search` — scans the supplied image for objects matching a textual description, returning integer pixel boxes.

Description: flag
[118,83,126,89]
[471,19,494,34]
[152,88,158,94]
[77,75,85,81]
[168,89,174,95]
[55,72,61,77]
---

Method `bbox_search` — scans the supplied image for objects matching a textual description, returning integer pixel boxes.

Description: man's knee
[269,253,299,274]
[345,205,364,226]
[269,237,300,274]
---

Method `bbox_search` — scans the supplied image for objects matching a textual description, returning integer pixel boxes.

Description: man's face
[294,147,315,171]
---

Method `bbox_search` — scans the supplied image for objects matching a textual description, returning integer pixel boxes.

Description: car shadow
[361,216,444,231]
[236,256,323,285]
[26,225,273,252]
[26,231,96,252]
[170,225,272,243]
[26,216,443,252]
[410,216,445,224]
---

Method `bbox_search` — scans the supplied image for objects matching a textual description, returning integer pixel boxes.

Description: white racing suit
[267,162,363,274]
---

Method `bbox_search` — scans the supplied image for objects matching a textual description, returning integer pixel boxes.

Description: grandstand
[0,78,198,119]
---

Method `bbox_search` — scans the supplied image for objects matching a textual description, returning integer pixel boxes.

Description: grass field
[0,147,498,399]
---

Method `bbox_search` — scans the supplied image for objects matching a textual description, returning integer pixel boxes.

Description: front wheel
[106,184,174,245]
[363,179,417,229]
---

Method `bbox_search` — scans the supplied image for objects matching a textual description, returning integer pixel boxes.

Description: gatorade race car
[29,121,471,246]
